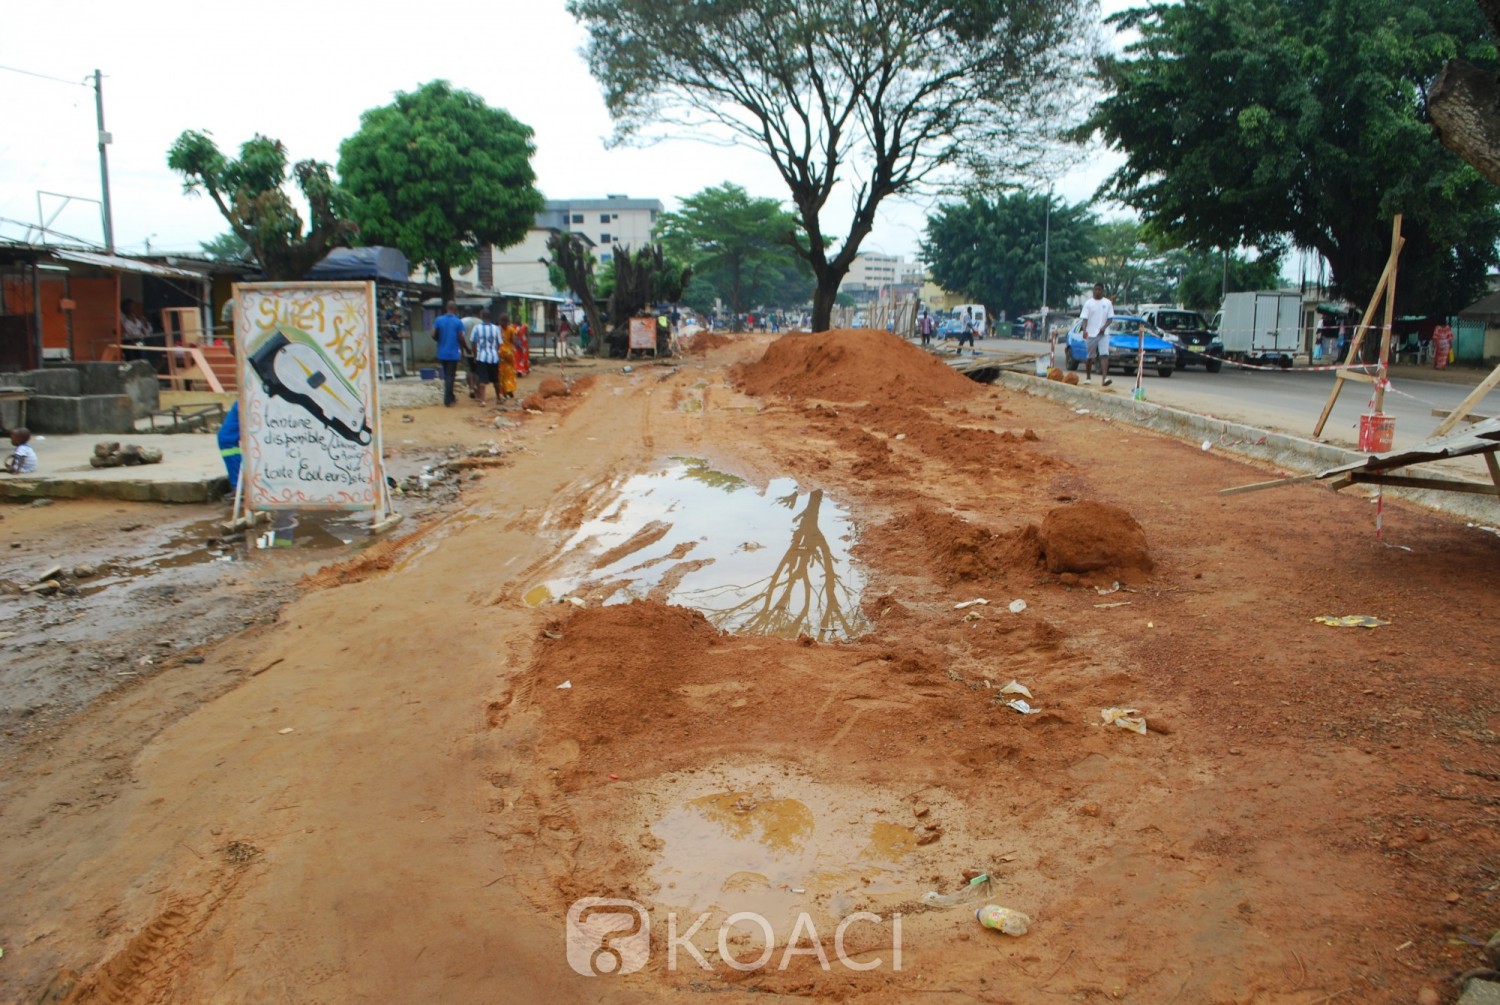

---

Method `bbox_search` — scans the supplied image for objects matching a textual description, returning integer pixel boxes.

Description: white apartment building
[538,195,663,263]
[840,252,924,302]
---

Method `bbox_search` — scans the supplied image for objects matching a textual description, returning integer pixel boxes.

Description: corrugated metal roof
[52,249,203,280]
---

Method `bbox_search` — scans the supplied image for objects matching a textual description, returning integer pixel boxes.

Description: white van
[952,304,988,337]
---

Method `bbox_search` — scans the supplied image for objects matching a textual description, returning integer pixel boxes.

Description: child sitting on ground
[4,428,37,474]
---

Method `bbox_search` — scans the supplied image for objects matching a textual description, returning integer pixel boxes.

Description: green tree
[568,0,1099,332]
[1087,0,1500,316]
[655,184,813,324]
[921,190,1094,320]
[199,231,253,264]
[167,131,353,280]
[1166,247,1285,312]
[338,80,544,303]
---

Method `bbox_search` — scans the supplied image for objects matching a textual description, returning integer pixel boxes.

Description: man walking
[1079,283,1114,386]
[918,309,935,347]
[432,301,468,407]
[469,309,503,405]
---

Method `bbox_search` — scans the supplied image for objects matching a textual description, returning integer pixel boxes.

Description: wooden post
[1373,215,1402,414]
[1431,361,1500,438]
[1313,220,1404,438]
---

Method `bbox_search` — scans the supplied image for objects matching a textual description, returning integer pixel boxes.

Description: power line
[0,63,90,88]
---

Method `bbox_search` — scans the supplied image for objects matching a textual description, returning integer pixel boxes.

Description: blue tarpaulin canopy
[306,247,411,283]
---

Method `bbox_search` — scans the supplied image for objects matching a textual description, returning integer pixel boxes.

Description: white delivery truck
[1213,291,1303,367]
[952,304,988,337]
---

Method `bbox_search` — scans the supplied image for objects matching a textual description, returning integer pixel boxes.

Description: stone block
[28,394,137,435]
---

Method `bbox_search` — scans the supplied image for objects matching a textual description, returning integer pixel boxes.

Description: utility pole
[1041,188,1052,345]
[94,69,114,253]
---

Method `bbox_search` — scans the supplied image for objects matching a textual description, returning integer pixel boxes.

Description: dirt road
[2,330,1497,1005]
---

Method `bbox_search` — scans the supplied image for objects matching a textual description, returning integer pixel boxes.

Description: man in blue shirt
[432,301,468,407]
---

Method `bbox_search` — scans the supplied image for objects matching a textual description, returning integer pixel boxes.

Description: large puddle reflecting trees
[532,460,868,640]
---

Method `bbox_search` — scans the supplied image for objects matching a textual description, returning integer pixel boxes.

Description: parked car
[1140,306,1223,372]
[936,319,966,339]
[1064,315,1176,377]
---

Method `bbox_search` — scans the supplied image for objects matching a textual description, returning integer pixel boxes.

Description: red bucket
[1359,413,1395,453]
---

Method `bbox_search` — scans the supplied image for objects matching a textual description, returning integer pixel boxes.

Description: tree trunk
[1429,58,1500,189]
[438,260,455,305]
[811,278,841,332]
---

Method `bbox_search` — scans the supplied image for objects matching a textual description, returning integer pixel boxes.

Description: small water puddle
[646,764,934,944]
[533,459,868,639]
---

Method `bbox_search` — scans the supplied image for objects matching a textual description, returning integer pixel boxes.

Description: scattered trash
[1096,581,1120,595]
[1101,707,1148,734]
[1007,599,1027,614]
[923,873,991,906]
[1466,522,1500,537]
[1000,680,1032,699]
[1094,601,1131,609]
[541,630,563,640]
[961,611,984,622]
[1132,387,1146,401]
[557,680,573,690]
[1313,615,1390,629]
[562,595,586,608]
[1201,440,1212,451]
[792,887,806,894]
[1073,408,1091,415]
[976,904,1030,936]
[894,433,907,441]
[609,773,620,780]
[1005,699,1040,715]
[954,598,989,610]
[622,365,634,373]
[278,727,294,735]
[1147,621,1154,628]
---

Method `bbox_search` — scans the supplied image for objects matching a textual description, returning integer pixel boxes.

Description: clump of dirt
[520,376,571,411]
[298,524,436,590]
[1063,372,1080,385]
[864,506,1043,587]
[733,328,981,406]
[683,331,732,354]
[1038,500,1152,577]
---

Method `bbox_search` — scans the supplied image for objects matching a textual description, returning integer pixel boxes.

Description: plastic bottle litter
[922,873,990,907]
[1007,599,1027,613]
[976,905,1030,936]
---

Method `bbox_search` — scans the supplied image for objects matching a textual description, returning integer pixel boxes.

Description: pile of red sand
[683,331,733,354]
[1038,500,1153,577]
[733,329,981,406]
[521,375,580,412]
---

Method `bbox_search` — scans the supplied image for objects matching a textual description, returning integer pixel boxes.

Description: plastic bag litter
[1101,707,1147,734]
[954,598,989,610]
[1313,614,1389,628]
[557,680,573,690]
[1000,680,1032,699]
[1006,699,1040,715]
[1008,599,1027,613]
[1096,581,1120,595]
[922,872,991,906]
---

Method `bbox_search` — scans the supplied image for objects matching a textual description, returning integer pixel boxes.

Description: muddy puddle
[640,763,963,956]
[529,459,869,640]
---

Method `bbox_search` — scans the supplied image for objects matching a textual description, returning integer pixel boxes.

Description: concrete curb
[0,475,227,504]
[991,370,1500,525]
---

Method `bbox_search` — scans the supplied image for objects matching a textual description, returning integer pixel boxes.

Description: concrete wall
[8,361,159,433]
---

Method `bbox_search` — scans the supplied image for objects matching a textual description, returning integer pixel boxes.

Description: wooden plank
[1373,214,1402,414]
[1339,370,1375,384]
[1218,473,1322,496]
[1346,471,1500,495]
[1486,450,1500,489]
[1314,234,1404,437]
[1430,408,1494,422]
[1431,361,1500,438]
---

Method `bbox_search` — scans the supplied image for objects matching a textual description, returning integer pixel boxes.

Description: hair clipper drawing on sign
[247,326,373,445]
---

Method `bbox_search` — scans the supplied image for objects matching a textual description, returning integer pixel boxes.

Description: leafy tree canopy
[568,0,1099,330]
[166,131,353,280]
[338,80,544,302]
[1087,0,1500,316]
[199,231,254,264]
[654,184,813,320]
[921,190,1095,320]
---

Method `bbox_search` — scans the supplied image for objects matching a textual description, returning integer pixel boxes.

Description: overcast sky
[0,0,1134,263]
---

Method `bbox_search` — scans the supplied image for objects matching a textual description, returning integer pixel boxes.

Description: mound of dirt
[733,328,981,406]
[683,331,732,354]
[866,506,1043,587]
[1038,500,1152,577]
[520,377,569,411]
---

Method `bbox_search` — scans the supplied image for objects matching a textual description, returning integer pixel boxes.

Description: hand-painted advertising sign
[233,282,385,510]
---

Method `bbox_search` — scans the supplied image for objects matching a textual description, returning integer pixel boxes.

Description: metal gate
[1452,317,1486,363]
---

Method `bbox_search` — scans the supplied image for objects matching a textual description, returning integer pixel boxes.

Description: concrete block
[31,367,81,395]
[28,394,138,435]
[1460,979,1500,1005]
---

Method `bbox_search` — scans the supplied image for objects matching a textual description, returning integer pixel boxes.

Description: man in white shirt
[1079,283,1114,386]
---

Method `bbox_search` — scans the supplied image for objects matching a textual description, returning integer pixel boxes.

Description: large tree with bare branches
[567,0,1098,331]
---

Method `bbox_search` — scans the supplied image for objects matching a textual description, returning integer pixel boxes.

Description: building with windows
[537,196,663,263]
[839,252,926,303]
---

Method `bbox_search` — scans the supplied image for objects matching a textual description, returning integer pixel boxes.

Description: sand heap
[521,376,578,412]
[1039,500,1153,577]
[682,330,732,354]
[733,328,982,406]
